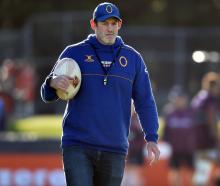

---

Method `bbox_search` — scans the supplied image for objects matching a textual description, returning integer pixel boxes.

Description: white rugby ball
[53,58,81,100]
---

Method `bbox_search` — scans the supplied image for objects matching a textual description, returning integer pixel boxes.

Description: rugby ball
[53,58,81,100]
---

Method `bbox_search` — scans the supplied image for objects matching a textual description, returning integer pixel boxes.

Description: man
[0,98,5,131]
[41,2,160,186]
[163,86,197,186]
[191,72,220,150]
[190,72,220,186]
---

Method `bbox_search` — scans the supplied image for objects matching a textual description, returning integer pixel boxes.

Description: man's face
[92,18,122,45]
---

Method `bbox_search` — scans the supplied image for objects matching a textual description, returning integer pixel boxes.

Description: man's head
[90,2,122,45]
[168,85,189,110]
[201,72,220,96]
[93,2,121,22]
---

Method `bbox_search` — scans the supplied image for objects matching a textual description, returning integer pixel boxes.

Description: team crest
[106,5,113,13]
[119,56,128,67]
[85,55,94,62]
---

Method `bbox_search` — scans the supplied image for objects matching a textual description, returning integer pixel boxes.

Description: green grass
[9,114,166,139]
[9,115,63,138]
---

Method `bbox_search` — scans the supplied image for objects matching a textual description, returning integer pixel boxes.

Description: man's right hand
[50,75,70,92]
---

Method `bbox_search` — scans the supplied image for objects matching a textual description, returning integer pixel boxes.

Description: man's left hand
[145,141,160,166]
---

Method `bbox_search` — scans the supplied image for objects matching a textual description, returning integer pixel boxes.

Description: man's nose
[107,24,113,31]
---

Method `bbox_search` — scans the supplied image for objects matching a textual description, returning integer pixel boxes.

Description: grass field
[9,115,63,138]
[8,115,165,138]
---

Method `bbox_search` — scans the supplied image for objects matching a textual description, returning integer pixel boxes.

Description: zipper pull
[104,76,107,86]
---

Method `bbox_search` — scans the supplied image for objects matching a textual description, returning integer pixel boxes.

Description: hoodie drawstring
[89,43,122,86]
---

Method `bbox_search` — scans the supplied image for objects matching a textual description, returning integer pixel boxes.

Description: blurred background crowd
[0,0,220,186]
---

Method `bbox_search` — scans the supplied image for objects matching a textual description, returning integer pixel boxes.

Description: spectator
[1,59,36,118]
[191,72,220,150]
[0,59,15,127]
[122,108,146,186]
[0,98,6,131]
[14,62,36,117]
[0,59,17,95]
[127,110,146,165]
[191,72,220,186]
[163,85,197,186]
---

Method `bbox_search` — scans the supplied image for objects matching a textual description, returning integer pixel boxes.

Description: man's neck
[96,36,115,46]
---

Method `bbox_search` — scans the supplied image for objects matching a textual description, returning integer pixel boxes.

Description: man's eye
[101,22,108,25]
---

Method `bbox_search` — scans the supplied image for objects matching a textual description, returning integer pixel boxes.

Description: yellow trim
[108,74,133,84]
[83,73,104,77]
[82,74,133,84]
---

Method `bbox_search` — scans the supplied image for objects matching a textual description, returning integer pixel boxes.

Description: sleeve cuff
[44,76,58,98]
[145,134,159,143]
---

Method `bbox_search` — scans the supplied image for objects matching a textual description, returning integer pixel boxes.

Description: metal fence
[1,11,220,112]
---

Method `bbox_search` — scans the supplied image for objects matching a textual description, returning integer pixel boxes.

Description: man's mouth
[106,33,114,36]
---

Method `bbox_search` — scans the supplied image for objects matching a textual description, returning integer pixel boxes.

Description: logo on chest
[101,61,112,68]
[85,55,94,62]
[119,56,128,67]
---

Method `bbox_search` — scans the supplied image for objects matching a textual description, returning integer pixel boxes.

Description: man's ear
[118,20,122,30]
[90,19,96,31]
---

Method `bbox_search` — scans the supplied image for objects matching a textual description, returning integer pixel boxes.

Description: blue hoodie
[41,34,159,154]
